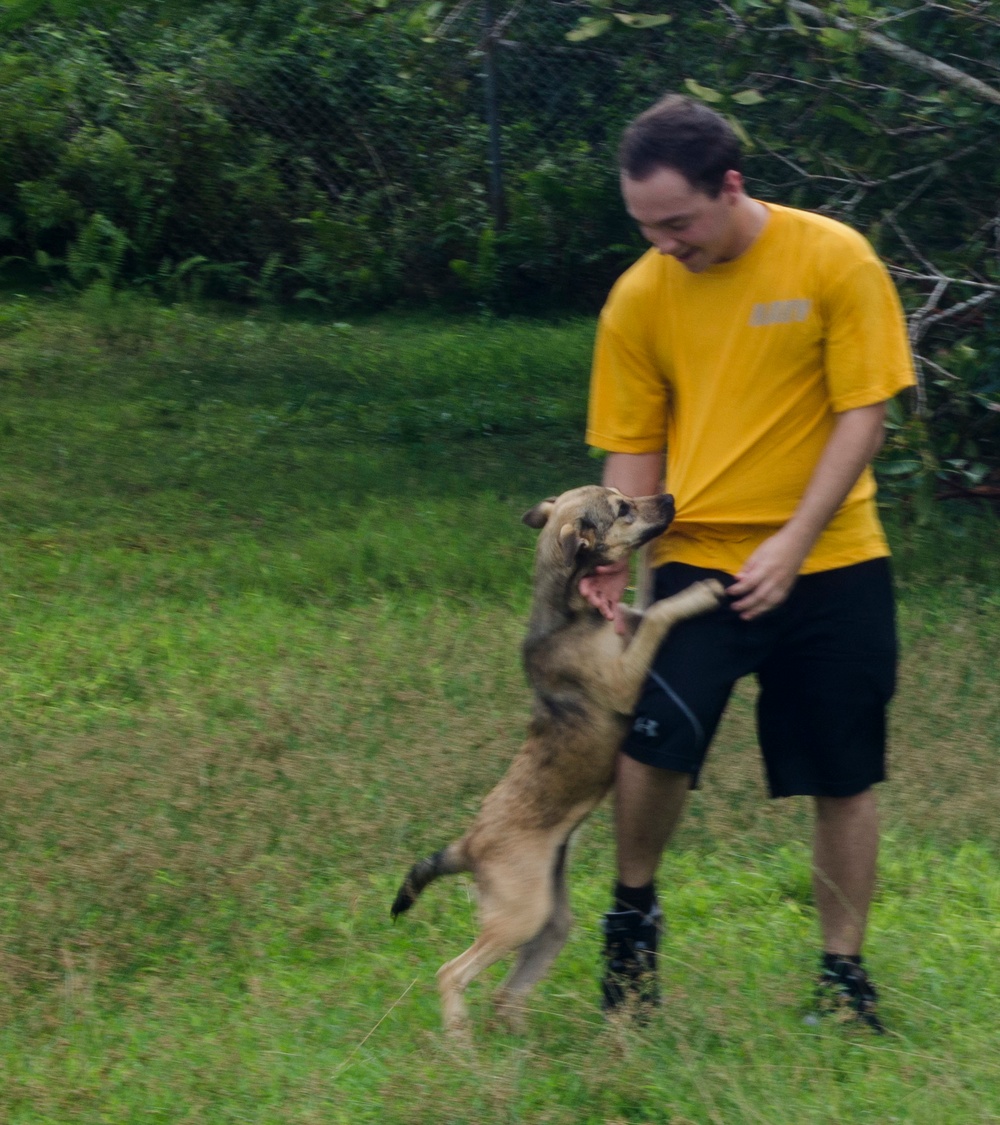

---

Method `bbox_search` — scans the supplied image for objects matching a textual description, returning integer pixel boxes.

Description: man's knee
[814,787,878,821]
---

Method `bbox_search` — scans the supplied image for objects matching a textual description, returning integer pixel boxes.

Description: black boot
[600,903,663,1015]
[814,953,885,1033]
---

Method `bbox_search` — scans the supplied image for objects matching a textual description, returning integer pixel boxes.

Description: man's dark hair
[618,95,742,197]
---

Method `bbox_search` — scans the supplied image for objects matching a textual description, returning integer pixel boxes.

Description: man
[581,95,915,1030]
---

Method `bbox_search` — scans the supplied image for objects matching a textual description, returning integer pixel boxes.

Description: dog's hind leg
[436,864,553,1037]
[492,840,573,1031]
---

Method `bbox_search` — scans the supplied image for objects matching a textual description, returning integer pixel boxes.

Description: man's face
[621,166,745,273]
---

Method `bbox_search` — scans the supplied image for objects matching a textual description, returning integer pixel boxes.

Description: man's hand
[727,526,810,621]
[579,559,631,634]
[729,402,889,621]
[580,451,665,634]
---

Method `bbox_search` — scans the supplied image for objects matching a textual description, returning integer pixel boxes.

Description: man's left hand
[727,528,810,621]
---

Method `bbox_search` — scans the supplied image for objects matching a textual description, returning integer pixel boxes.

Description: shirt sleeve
[821,253,916,412]
[585,304,671,453]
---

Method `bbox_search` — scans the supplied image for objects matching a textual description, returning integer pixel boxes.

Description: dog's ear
[558,521,596,567]
[522,498,557,529]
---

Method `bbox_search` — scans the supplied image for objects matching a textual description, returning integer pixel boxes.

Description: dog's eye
[617,502,635,523]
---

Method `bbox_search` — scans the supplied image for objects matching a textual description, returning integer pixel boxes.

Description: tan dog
[391,485,723,1036]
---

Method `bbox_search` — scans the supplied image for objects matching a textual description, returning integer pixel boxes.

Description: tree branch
[907,275,949,415]
[788,0,1000,106]
[921,288,996,332]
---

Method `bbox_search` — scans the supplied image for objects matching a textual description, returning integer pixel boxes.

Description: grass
[0,290,998,1123]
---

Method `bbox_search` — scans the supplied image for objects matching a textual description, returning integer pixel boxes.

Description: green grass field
[0,292,998,1123]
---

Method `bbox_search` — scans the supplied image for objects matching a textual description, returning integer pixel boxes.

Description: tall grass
[0,292,998,1123]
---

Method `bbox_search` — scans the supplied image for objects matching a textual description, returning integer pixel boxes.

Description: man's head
[619,94,741,196]
[618,95,760,273]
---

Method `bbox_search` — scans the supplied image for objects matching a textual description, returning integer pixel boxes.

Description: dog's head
[522,485,675,573]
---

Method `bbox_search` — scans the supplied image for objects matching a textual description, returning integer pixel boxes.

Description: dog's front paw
[648,579,726,626]
[695,579,726,604]
[679,578,725,612]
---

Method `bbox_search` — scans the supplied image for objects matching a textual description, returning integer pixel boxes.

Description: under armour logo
[633,717,660,738]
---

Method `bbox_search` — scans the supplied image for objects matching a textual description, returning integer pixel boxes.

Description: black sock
[612,880,656,916]
[822,952,863,972]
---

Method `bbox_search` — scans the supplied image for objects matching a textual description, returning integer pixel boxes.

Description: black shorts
[622,559,898,798]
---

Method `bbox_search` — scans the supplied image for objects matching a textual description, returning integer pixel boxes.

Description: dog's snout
[631,492,676,549]
[657,493,676,523]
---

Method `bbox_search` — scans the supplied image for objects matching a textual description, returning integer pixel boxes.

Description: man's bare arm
[728,401,887,620]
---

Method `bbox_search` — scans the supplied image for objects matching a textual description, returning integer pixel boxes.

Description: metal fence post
[481,0,506,230]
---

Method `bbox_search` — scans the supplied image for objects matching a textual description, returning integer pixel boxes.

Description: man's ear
[522,498,557,529]
[558,521,596,567]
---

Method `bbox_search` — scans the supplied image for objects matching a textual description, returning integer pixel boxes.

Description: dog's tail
[391,843,468,919]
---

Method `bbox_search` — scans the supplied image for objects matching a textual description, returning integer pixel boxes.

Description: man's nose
[642,226,679,255]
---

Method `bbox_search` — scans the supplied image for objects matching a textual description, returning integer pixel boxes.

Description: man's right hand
[579,559,631,631]
[581,450,665,634]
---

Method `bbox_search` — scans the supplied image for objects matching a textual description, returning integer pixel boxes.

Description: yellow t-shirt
[586,202,916,575]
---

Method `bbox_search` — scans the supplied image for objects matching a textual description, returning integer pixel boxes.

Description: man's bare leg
[811,788,884,1030]
[812,788,879,956]
[614,755,691,887]
[602,754,691,1012]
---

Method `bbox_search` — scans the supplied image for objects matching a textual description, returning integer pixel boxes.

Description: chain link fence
[0,1,669,309]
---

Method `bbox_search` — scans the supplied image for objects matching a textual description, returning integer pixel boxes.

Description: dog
[391,485,724,1035]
